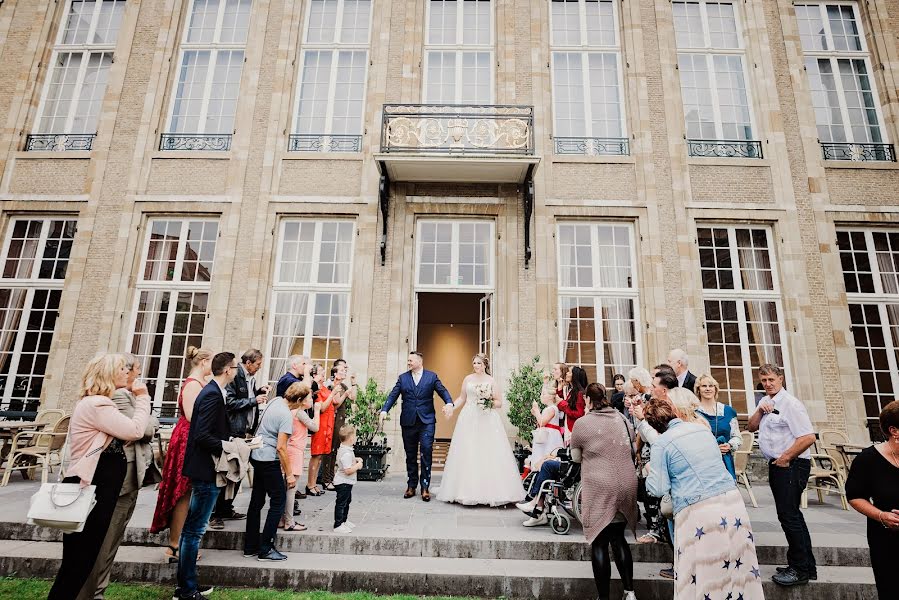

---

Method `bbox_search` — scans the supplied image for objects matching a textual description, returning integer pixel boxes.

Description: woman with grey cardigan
[570,383,639,600]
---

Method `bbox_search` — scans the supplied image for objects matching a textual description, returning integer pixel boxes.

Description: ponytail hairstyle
[473,353,491,375]
[186,346,214,368]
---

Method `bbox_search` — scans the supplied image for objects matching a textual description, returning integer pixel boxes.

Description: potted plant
[506,356,545,472]
[347,377,391,481]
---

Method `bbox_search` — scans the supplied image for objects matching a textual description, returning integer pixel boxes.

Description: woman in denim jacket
[645,399,765,600]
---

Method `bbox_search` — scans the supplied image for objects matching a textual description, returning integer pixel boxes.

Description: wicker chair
[1,415,70,486]
[801,448,849,510]
[734,430,758,508]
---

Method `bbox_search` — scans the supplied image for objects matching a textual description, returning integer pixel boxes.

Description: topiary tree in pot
[347,377,391,481]
[506,356,545,472]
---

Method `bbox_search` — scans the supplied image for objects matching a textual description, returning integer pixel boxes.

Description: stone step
[0,540,876,600]
[0,520,870,567]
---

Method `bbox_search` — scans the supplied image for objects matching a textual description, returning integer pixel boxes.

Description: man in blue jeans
[175,352,239,600]
[748,363,817,587]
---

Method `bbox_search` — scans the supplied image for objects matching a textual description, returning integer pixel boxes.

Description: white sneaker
[515,498,538,513]
[522,513,548,527]
[623,591,638,600]
[334,524,353,533]
[345,521,356,530]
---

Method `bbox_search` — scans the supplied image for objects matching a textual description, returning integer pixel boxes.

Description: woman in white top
[527,374,565,471]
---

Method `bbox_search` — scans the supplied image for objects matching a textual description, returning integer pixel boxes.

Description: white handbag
[28,482,97,533]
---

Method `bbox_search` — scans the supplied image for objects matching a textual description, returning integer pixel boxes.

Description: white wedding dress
[436,380,527,506]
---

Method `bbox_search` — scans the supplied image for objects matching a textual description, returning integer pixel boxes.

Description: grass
[0,579,490,600]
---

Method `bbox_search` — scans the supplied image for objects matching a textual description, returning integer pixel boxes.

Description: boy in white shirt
[333,425,363,533]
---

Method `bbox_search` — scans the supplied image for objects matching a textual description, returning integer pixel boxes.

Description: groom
[379,351,453,502]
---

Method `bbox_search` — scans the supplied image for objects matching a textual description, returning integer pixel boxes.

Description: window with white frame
[424,0,493,103]
[129,219,218,416]
[698,225,787,413]
[163,0,251,149]
[30,0,126,151]
[550,0,628,155]
[0,218,76,415]
[673,1,760,157]
[836,228,899,439]
[797,3,891,160]
[292,0,371,152]
[556,222,640,384]
[267,220,354,383]
[416,220,494,289]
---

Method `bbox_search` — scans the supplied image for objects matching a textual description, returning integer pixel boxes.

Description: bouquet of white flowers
[473,382,494,410]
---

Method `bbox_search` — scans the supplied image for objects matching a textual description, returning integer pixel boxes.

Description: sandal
[306,486,324,497]
[323,483,336,492]
[164,545,178,564]
[637,533,658,544]
[283,523,307,532]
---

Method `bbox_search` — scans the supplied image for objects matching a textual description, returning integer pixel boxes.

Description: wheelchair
[525,448,583,535]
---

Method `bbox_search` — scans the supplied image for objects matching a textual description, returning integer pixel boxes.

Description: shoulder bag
[27,446,97,533]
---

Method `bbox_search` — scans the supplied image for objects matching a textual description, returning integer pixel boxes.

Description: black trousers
[334,483,353,528]
[48,452,127,600]
[769,458,816,574]
[591,521,634,600]
[244,459,286,555]
[401,417,435,490]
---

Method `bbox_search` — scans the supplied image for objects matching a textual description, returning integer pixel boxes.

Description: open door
[479,293,492,359]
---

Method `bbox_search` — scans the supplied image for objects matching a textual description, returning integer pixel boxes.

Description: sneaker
[659,567,675,580]
[772,566,809,586]
[243,549,259,558]
[199,586,214,597]
[257,548,288,561]
[776,566,817,580]
[623,592,637,600]
[208,517,225,530]
[334,524,353,533]
[516,498,538,514]
[523,513,548,527]
[172,587,213,600]
[345,521,356,529]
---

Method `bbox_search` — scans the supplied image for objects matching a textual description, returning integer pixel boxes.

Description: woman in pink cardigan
[48,353,151,600]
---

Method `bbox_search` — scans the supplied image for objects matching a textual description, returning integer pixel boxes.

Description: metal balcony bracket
[523,164,535,270]
[379,170,390,266]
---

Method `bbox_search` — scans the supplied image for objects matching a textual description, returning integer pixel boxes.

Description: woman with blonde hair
[667,387,707,427]
[281,381,321,531]
[151,346,213,561]
[694,374,741,480]
[48,353,152,599]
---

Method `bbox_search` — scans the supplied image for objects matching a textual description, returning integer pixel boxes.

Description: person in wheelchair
[515,447,580,527]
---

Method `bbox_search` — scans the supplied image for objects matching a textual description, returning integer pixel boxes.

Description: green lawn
[0,579,490,600]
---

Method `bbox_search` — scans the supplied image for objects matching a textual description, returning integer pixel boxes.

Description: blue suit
[382,370,453,490]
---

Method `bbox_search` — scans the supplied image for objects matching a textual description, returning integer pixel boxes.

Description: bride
[436,353,526,506]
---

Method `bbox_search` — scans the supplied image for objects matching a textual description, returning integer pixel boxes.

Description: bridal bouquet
[473,382,494,411]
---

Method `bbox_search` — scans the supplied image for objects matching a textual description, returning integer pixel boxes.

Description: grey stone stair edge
[0,542,877,600]
[0,520,871,567]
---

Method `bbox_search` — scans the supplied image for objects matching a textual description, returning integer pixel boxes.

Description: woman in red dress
[306,364,336,496]
[150,346,212,561]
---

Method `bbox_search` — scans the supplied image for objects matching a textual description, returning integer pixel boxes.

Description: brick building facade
[0,0,897,445]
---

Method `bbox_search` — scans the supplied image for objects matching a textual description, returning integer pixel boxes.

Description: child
[333,424,363,533]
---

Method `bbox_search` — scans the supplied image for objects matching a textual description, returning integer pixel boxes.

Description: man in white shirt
[748,363,817,587]
[667,348,696,391]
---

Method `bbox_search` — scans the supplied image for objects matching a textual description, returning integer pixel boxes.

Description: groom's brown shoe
[421,489,431,502]
[403,487,416,499]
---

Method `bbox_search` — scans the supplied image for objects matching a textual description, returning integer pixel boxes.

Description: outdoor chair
[818,428,849,450]
[734,430,758,508]
[1,415,70,486]
[802,448,849,511]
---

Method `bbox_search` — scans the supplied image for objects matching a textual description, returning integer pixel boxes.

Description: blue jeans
[177,480,220,595]
[528,460,562,498]
[244,459,287,555]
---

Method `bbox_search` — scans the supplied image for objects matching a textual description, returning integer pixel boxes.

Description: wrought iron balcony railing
[159,133,232,151]
[288,134,362,153]
[687,139,763,159]
[821,142,896,162]
[25,133,95,152]
[381,104,534,155]
[554,137,630,156]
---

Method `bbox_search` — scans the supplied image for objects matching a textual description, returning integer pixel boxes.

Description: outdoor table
[834,442,870,466]
[0,420,43,460]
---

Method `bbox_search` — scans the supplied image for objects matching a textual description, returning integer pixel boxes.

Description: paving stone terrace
[0,473,876,599]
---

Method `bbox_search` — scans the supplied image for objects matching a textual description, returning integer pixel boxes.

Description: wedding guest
[846,400,899,599]
[320,360,357,490]
[667,387,707,427]
[627,366,652,399]
[212,349,269,529]
[175,352,238,600]
[151,346,213,560]
[645,399,764,600]
[276,354,307,398]
[550,362,570,402]
[48,354,151,600]
[570,383,638,600]
[528,380,565,472]
[281,382,320,531]
[610,374,626,413]
[694,374,741,480]
[667,349,696,390]
[559,366,587,433]
[748,363,816,587]
[306,364,336,496]
[80,353,160,600]
[244,380,300,561]
[333,425,364,533]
